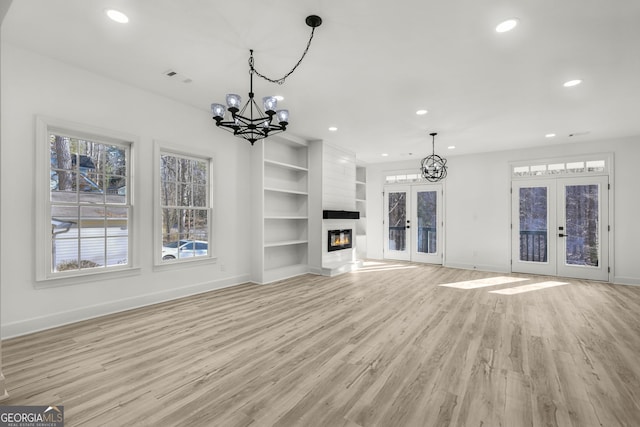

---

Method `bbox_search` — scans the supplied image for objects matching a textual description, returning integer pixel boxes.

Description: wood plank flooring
[2,261,640,426]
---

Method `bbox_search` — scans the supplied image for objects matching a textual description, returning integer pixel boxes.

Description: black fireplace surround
[328,229,353,252]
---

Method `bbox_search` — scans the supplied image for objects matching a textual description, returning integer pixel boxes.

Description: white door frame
[511,179,557,276]
[556,176,609,280]
[511,176,610,281]
[384,183,444,264]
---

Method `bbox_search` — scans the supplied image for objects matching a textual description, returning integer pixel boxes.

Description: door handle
[558,233,566,237]
[406,225,410,229]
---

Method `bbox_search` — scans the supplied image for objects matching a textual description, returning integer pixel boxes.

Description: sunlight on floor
[439,276,529,289]
[489,281,568,295]
[351,261,418,274]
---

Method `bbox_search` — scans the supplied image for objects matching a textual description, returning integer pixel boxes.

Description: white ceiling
[3,0,640,163]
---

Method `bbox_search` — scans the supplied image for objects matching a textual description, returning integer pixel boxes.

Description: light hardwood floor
[3,261,640,426]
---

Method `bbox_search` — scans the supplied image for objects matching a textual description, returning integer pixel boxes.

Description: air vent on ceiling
[163,69,192,84]
[569,131,590,137]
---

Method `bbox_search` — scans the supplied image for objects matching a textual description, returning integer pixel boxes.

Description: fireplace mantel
[322,210,360,220]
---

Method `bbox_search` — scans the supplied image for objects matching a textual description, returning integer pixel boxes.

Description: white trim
[35,115,139,283]
[510,152,612,179]
[153,140,217,267]
[509,153,615,282]
[382,180,446,266]
[1,274,251,339]
[613,276,640,286]
[444,262,510,274]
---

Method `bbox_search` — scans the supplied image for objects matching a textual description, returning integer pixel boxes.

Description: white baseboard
[444,262,510,274]
[1,274,250,339]
[612,276,640,286]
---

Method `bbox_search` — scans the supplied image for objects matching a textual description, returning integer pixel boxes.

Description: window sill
[153,256,218,272]
[35,266,142,289]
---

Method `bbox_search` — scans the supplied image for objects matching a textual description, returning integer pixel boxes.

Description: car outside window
[159,151,212,263]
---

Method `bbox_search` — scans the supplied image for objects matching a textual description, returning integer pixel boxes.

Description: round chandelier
[210,15,322,145]
[420,132,448,182]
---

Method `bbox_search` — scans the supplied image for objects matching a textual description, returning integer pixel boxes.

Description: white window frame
[509,152,615,281]
[510,153,612,179]
[35,116,139,284]
[154,141,216,267]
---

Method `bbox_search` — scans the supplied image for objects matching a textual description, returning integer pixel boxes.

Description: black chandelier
[420,132,448,182]
[211,15,322,145]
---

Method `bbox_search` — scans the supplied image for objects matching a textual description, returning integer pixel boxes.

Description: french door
[512,176,609,280]
[384,184,443,264]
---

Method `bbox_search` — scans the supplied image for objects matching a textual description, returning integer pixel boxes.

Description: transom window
[159,151,212,263]
[384,173,422,184]
[512,156,609,178]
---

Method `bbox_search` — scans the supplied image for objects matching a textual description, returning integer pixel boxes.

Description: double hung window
[159,150,213,263]
[39,120,133,280]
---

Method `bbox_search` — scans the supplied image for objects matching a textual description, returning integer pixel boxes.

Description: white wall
[366,137,640,285]
[322,143,356,211]
[0,0,13,400]
[1,43,252,337]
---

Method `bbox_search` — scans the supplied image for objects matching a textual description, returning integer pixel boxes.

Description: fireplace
[328,229,352,252]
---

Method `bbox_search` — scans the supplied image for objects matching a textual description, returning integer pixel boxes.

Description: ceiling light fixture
[416,109,428,115]
[211,15,322,145]
[496,18,519,33]
[563,79,582,87]
[105,9,129,24]
[420,132,448,182]
[545,133,556,138]
[328,127,338,132]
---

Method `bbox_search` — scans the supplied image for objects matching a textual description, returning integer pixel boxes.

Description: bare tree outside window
[388,192,407,251]
[160,152,210,261]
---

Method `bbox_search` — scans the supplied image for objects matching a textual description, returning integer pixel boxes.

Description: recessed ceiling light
[496,18,519,33]
[381,153,389,157]
[106,9,129,24]
[416,109,428,116]
[274,95,284,101]
[545,133,556,138]
[448,146,456,150]
[328,126,338,132]
[563,79,582,87]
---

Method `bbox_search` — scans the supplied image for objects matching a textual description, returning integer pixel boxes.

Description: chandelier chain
[251,27,317,85]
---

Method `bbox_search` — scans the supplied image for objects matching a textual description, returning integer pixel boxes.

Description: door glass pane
[519,187,548,262]
[416,191,437,254]
[565,185,599,266]
[388,192,406,251]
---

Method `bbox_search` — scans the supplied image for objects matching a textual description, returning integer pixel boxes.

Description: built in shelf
[264,239,309,248]
[255,137,309,284]
[264,187,308,196]
[264,158,308,172]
